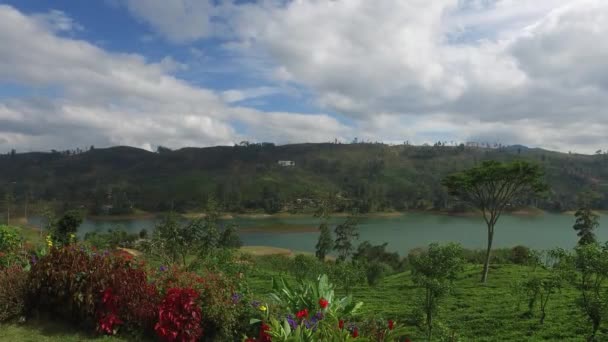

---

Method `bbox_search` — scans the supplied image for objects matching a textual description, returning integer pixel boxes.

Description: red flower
[352,327,359,338]
[338,320,344,330]
[259,322,272,342]
[296,308,309,319]
[405,338,411,342]
[318,298,328,309]
[388,319,394,330]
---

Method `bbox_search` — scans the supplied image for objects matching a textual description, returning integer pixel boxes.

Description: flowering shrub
[152,265,246,340]
[154,288,203,342]
[0,265,28,322]
[97,288,122,335]
[27,245,160,335]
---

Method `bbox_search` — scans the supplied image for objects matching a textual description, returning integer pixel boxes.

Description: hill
[1,143,607,215]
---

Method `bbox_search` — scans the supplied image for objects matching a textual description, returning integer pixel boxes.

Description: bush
[0,225,26,268]
[154,288,203,342]
[83,229,139,250]
[27,246,160,335]
[151,265,244,340]
[0,265,28,322]
[510,245,531,265]
[293,254,326,281]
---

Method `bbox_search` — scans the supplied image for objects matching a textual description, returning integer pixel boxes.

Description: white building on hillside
[278,160,295,167]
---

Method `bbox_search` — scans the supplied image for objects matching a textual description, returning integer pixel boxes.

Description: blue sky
[0,0,607,153]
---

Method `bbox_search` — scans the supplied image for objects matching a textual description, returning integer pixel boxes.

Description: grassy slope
[247,264,589,341]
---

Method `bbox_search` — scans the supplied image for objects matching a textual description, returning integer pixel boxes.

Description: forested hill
[1,143,608,215]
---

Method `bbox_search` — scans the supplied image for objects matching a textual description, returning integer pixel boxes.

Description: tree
[573,208,599,245]
[53,210,83,246]
[333,211,360,262]
[314,193,336,261]
[315,222,333,261]
[410,243,464,341]
[513,248,569,324]
[571,242,608,340]
[219,224,242,248]
[149,212,186,265]
[442,161,547,282]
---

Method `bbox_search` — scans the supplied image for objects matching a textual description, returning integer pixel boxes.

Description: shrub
[151,265,244,340]
[154,288,203,342]
[510,245,531,265]
[293,254,325,281]
[28,245,160,335]
[52,210,83,246]
[0,225,26,268]
[0,265,28,322]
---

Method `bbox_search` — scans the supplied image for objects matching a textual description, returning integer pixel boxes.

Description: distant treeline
[1,143,607,216]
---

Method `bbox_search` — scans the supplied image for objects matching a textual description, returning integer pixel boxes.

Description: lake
[29,212,601,254]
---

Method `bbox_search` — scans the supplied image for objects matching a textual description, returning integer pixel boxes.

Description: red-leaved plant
[154,288,203,342]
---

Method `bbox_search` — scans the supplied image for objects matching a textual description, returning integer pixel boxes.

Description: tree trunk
[481,225,494,283]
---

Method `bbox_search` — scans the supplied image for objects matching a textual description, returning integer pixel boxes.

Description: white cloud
[32,9,83,34]
[121,0,217,43]
[0,5,347,151]
[224,0,608,152]
[4,1,608,153]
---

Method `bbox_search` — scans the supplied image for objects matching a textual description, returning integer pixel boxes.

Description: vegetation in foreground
[1,160,607,341]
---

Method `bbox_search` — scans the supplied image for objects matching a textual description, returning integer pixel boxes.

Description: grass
[247,262,594,341]
[0,319,125,342]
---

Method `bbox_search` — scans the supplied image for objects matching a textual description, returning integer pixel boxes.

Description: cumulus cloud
[121,0,220,43]
[0,5,347,151]
[4,1,608,153]
[223,0,608,152]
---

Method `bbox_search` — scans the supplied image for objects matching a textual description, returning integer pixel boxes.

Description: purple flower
[251,300,261,309]
[159,265,168,272]
[103,250,110,256]
[231,293,241,304]
[30,255,37,265]
[286,315,297,330]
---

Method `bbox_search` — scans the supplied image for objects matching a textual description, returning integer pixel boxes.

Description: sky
[0,0,607,153]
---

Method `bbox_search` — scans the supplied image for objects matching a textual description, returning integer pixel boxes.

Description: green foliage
[293,254,325,282]
[269,274,363,319]
[409,243,464,341]
[83,228,138,250]
[315,222,333,261]
[442,160,548,282]
[3,143,608,214]
[219,224,243,248]
[571,242,608,340]
[0,265,28,322]
[509,245,532,265]
[512,249,569,324]
[0,225,25,267]
[52,210,83,246]
[573,207,599,245]
[145,212,188,265]
[327,261,367,292]
[334,212,360,262]
[354,241,403,272]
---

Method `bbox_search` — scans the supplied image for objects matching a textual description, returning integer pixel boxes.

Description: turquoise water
[29,212,597,254]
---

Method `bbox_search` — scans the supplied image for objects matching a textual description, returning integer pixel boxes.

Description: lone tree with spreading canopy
[442,160,547,283]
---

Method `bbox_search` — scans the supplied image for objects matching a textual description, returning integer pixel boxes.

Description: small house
[278,160,295,167]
